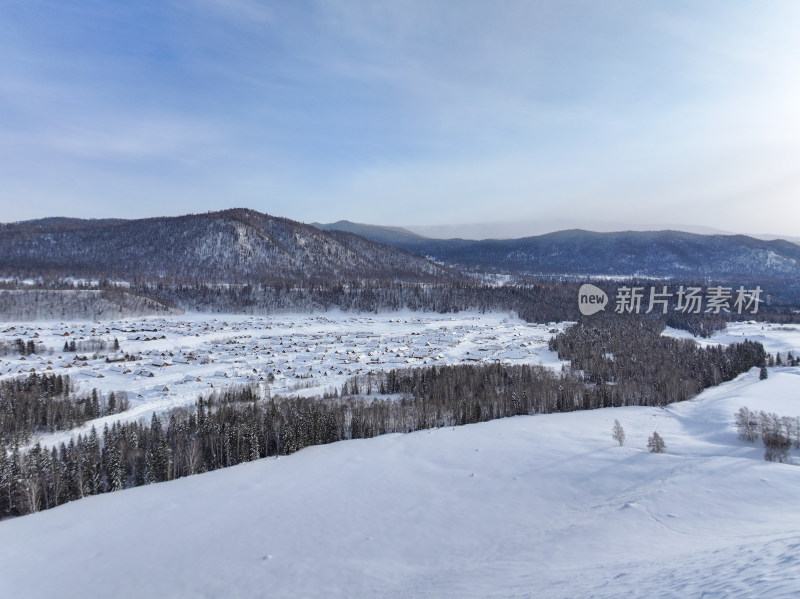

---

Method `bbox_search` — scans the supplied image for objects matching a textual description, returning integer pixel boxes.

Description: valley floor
[0,311,567,448]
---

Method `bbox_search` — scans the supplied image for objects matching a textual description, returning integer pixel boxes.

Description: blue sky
[1,1,799,237]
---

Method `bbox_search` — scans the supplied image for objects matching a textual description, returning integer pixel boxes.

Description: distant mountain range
[0,209,454,284]
[6,217,130,231]
[401,219,800,244]
[311,220,426,246]
[2,211,798,286]
[313,221,800,281]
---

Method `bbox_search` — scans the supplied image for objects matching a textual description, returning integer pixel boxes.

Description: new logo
[578,284,608,316]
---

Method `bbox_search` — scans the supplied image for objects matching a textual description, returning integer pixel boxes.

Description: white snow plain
[0,364,798,597]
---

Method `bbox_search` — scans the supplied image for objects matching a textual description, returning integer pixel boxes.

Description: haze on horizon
[1,1,799,238]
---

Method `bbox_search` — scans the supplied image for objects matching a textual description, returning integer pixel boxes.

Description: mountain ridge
[2,210,798,285]
[0,209,455,284]
[376,228,800,281]
[311,220,427,245]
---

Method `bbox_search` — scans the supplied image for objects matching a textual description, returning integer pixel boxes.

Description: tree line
[0,338,46,357]
[148,280,740,337]
[736,407,799,463]
[4,275,797,332]
[548,315,766,406]
[0,373,129,447]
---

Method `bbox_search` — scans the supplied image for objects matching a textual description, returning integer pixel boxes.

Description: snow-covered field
[0,312,566,445]
[0,363,798,598]
[1,315,799,597]
[664,320,800,356]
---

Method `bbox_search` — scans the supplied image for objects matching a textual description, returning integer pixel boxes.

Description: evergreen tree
[85,427,103,495]
[0,448,18,517]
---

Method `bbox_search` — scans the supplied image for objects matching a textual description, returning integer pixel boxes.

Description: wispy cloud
[182,0,274,26]
[11,116,225,163]
[0,1,798,235]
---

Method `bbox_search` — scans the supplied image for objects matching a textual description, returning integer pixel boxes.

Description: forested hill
[0,209,457,285]
[334,228,800,281]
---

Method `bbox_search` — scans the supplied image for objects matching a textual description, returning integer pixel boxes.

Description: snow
[664,321,800,356]
[1,365,799,598]
[0,312,568,448]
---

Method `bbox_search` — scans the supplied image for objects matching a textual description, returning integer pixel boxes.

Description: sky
[1,0,799,238]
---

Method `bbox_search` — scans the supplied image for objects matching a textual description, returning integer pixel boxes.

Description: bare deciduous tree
[612,420,625,446]
[736,407,759,442]
[647,432,665,453]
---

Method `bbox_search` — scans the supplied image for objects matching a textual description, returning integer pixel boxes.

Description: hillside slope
[392,229,800,280]
[0,209,455,284]
[0,367,798,598]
